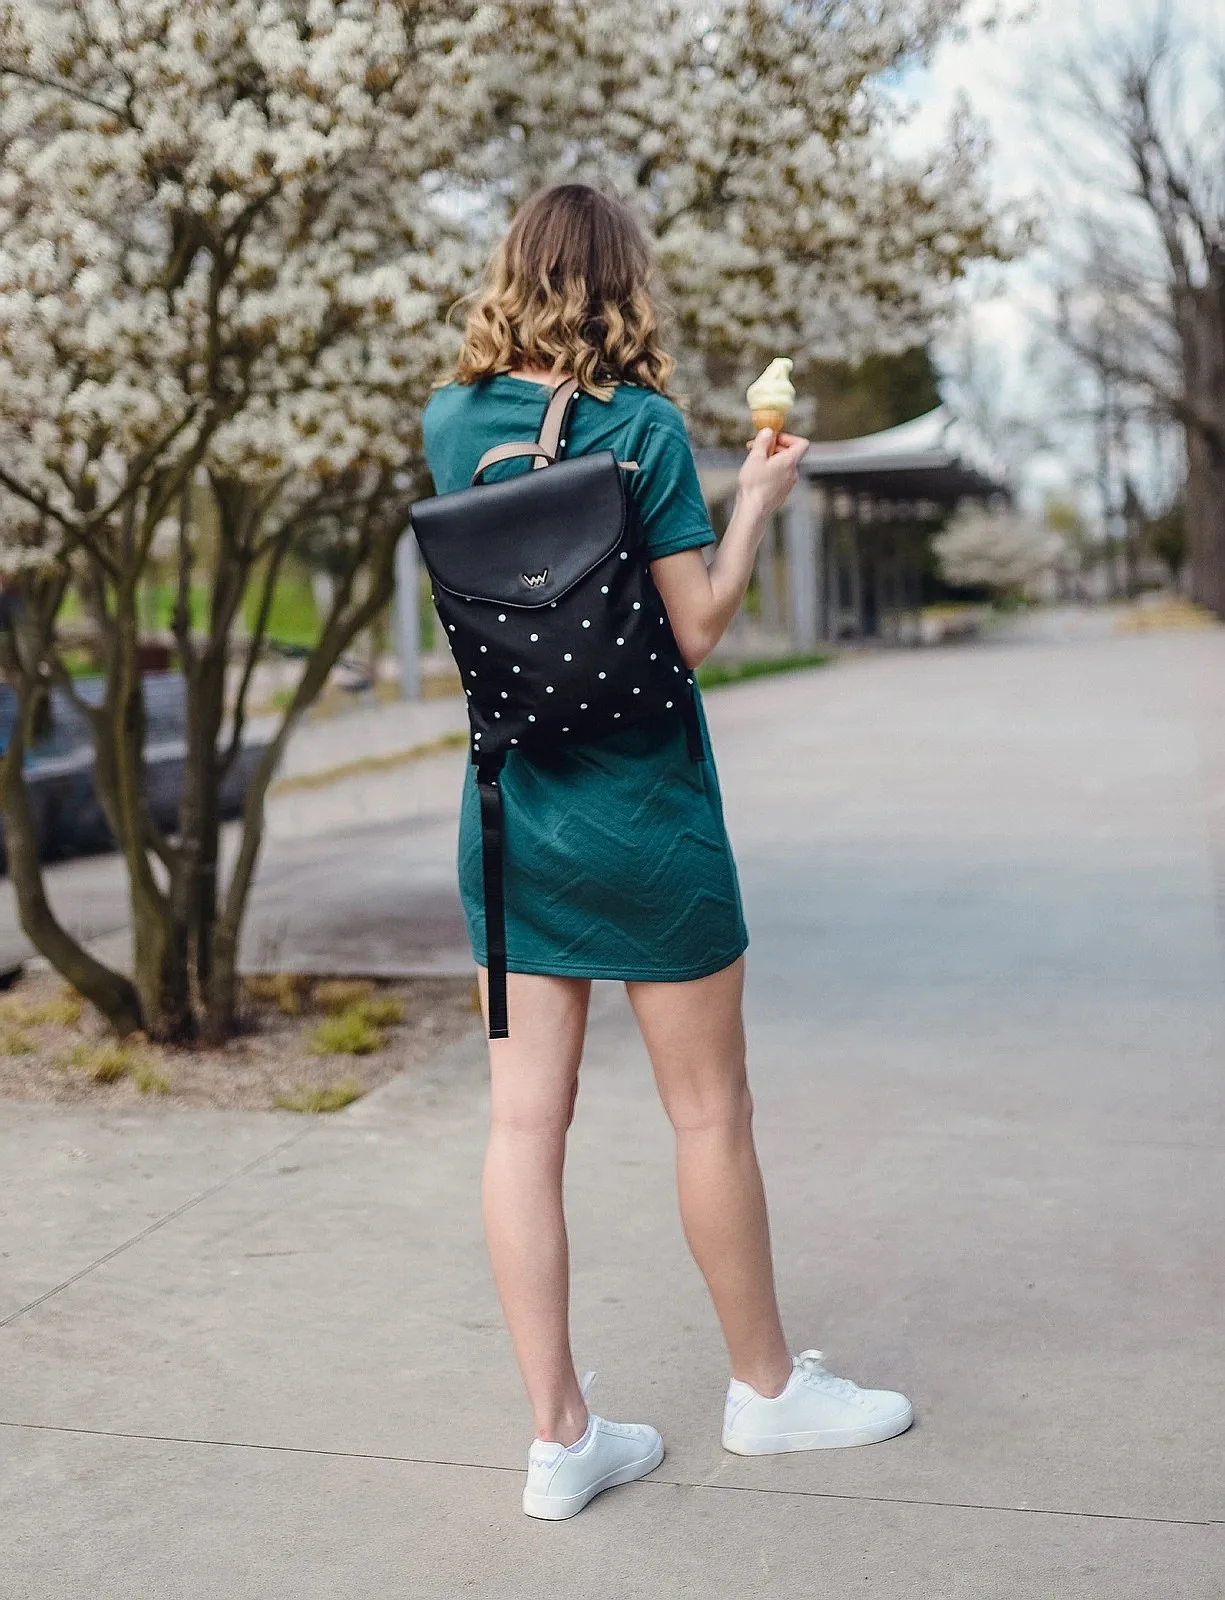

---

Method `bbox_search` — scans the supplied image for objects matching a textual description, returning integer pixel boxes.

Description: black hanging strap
[477,755,509,1040]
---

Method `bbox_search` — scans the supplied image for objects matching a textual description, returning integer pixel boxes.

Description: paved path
[0,693,474,976]
[3,616,1224,1597]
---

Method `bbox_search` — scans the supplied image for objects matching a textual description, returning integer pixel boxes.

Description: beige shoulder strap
[535,377,580,466]
[472,377,582,484]
[472,442,554,484]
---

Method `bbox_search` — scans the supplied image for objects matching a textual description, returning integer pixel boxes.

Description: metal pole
[849,517,865,639]
[813,487,826,643]
[757,516,781,636]
[783,485,820,651]
[393,532,422,701]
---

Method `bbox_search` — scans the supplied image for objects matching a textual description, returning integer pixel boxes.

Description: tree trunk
[184,649,225,1008]
[202,529,404,1041]
[0,732,144,1037]
[1177,281,1225,619]
[1185,429,1225,617]
[88,594,194,1042]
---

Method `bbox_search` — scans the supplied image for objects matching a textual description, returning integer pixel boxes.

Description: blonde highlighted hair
[448,185,674,400]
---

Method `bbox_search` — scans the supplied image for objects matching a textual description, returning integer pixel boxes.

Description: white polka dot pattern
[423,522,697,764]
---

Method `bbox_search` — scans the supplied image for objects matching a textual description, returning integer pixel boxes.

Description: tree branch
[0,64,128,121]
[0,466,78,538]
[0,652,143,1035]
[220,537,291,779]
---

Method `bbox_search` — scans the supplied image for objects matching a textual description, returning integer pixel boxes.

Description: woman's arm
[650,428,811,668]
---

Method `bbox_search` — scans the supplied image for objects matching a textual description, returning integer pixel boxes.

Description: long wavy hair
[448,185,675,400]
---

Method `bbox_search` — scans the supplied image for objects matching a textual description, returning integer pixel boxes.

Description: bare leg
[478,966,592,1444]
[626,958,792,1397]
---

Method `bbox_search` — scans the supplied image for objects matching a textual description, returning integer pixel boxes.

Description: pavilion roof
[694,405,1009,505]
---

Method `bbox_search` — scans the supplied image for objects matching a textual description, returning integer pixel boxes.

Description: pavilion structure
[693,405,1009,650]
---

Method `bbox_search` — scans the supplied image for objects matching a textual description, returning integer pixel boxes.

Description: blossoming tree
[438,0,1012,432]
[0,0,1010,1042]
[934,505,1068,601]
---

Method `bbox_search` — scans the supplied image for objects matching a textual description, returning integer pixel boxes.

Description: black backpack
[412,378,702,1038]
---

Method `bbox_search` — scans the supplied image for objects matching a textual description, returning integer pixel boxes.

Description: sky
[902,0,1223,512]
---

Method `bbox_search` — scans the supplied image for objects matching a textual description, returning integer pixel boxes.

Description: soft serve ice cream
[745,358,796,453]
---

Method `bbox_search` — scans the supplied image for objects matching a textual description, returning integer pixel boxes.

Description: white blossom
[934,504,1067,595]
[0,0,1008,574]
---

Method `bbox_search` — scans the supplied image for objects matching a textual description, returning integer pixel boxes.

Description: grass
[69,1041,135,1084]
[59,563,321,652]
[0,991,83,1028]
[241,977,405,1034]
[696,650,831,691]
[306,1006,386,1057]
[63,1040,166,1093]
[246,567,320,650]
[269,730,468,797]
[1117,596,1219,634]
[132,1062,172,1096]
[354,996,405,1028]
[243,972,313,1017]
[314,979,375,1014]
[273,1080,365,1114]
[322,989,407,1029]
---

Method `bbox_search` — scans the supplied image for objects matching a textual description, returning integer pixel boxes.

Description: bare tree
[1048,18,1225,614]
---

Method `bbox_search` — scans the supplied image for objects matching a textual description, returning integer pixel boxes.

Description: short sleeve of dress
[629,395,717,561]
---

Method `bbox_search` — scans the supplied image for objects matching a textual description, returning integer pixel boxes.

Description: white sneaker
[522,1374,664,1520]
[722,1349,914,1455]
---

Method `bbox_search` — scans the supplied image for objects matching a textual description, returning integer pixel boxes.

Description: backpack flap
[411,452,627,608]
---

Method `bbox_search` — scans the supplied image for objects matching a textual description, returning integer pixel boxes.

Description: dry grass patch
[353,996,404,1028]
[69,1040,135,1084]
[0,970,477,1112]
[132,1061,173,1096]
[0,989,84,1027]
[273,1080,364,1114]
[1117,597,1219,634]
[242,972,313,1016]
[313,979,375,1014]
[307,1008,384,1057]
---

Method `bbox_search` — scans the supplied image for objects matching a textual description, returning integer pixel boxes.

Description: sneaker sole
[722,1401,914,1456]
[522,1438,665,1520]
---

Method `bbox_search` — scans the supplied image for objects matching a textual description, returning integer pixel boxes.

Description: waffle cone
[750,408,789,452]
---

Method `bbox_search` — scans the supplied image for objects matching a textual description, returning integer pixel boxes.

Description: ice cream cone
[746,359,796,456]
[750,408,789,452]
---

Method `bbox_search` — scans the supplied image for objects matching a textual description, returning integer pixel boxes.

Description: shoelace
[795,1349,865,1404]
[596,1418,649,1439]
[580,1373,649,1439]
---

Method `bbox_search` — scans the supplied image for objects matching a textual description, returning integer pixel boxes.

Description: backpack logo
[521,569,549,589]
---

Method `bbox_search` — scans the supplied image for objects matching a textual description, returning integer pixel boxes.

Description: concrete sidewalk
[2,617,1223,1597]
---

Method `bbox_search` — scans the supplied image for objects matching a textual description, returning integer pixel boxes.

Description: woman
[422,184,912,1521]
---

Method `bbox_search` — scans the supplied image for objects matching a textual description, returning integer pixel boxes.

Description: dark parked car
[0,673,268,869]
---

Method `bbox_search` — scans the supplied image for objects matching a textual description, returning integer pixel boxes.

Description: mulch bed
[0,970,480,1113]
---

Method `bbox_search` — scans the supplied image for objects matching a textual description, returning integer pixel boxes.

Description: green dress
[422,375,748,981]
